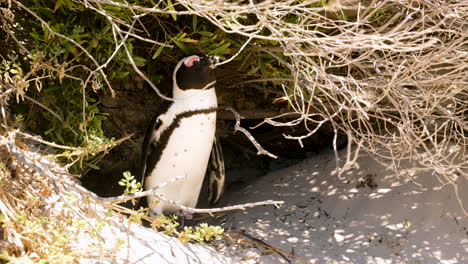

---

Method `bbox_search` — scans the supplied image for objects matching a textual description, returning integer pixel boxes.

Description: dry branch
[225,107,278,159]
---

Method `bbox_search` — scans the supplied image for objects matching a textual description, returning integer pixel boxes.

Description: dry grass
[0,133,122,263]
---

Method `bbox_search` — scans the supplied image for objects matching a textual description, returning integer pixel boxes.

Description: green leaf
[192,15,198,31]
[30,31,42,41]
[152,45,165,59]
[197,31,214,37]
[123,171,131,179]
[149,74,163,84]
[167,0,177,21]
[84,162,100,170]
[55,129,65,144]
[43,25,52,41]
[247,66,260,75]
[113,71,130,79]
[133,56,146,67]
[54,0,64,12]
[210,42,231,56]
[174,41,192,55]
[176,32,187,40]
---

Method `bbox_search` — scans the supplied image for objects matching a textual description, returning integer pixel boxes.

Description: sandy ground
[220,149,468,264]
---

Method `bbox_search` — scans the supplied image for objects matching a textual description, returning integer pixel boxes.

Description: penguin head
[173,55,216,91]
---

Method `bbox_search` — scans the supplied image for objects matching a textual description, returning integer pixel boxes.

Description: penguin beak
[208,56,220,69]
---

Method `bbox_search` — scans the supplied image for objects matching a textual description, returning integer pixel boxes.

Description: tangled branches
[172,0,468,213]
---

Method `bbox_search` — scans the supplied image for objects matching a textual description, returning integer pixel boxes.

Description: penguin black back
[136,102,169,210]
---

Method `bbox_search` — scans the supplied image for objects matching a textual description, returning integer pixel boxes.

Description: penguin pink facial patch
[184,56,200,67]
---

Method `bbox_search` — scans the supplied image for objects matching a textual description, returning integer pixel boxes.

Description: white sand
[221,149,468,264]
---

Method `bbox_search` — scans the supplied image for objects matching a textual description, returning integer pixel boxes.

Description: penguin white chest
[143,54,218,216]
[145,104,217,216]
[146,113,216,215]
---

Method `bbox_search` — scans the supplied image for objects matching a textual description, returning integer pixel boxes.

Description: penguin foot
[178,211,194,230]
[181,211,193,220]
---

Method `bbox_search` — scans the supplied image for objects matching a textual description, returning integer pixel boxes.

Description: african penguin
[140,55,218,216]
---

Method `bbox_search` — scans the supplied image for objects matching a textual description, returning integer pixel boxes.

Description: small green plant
[0,54,29,98]
[118,171,142,195]
[151,215,181,235]
[150,215,224,243]
[178,223,224,244]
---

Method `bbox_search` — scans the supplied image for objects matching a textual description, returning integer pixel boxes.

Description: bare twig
[149,195,283,215]
[213,32,259,67]
[225,107,278,159]
[17,131,77,151]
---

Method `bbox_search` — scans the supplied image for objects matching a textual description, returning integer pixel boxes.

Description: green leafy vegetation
[178,223,224,243]
[151,215,224,243]
[118,171,142,195]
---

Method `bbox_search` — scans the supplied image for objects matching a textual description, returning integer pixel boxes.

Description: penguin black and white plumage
[140,55,218,216]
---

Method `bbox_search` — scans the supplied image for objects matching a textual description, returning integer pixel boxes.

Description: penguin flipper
[138,115,159,187]
[207,136,225,205]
